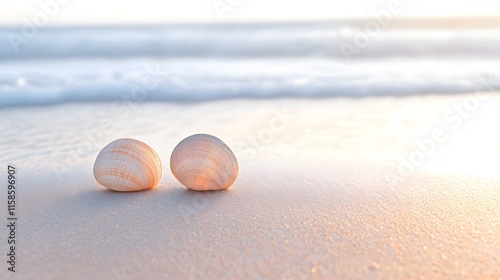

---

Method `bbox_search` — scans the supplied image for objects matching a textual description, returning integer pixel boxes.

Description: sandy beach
[1,95,499,279]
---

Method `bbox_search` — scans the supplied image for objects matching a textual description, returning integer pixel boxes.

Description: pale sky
[0,0,499,25]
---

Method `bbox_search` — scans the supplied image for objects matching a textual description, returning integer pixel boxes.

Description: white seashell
[170,134,238,191]
[93,138,162,192]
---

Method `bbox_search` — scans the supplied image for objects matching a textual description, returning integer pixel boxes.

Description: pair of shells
[93,134,238,192]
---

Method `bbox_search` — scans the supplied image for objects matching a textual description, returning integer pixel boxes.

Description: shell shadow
[154,183,233,215]
[28,183,235,225]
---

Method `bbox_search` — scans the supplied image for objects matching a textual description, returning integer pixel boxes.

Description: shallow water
[1,23,500,107]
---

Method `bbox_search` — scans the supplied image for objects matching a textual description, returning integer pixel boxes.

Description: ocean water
[1,22,500,107]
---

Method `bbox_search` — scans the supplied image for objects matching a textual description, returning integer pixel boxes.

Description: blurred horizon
[1,0,499,26]
[1,16,500,28]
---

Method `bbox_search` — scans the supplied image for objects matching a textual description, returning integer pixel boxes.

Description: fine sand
[1,95,499,279]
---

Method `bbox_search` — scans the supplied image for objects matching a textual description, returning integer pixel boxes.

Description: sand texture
[1,96,499,279]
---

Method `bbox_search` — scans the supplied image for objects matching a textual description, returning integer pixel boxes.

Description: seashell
[93,138,162,192]
[170,134,238,191]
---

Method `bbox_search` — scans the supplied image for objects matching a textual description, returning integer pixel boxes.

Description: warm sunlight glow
[422,100,500,179]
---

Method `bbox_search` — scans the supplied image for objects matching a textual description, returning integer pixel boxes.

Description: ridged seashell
[170,134,238,191]
[93,138,162,192]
